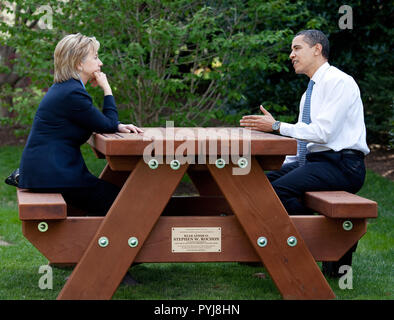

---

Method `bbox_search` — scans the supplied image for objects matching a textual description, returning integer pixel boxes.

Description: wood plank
[88,129,297,156]
[22,217,102,264]
[105,155,140,171]
[21,216,366,265]
[17,189,67,220]
[142,216,365,262]
[292,216,366,261]
[98,163,130,188]
[186,154,286,196]
[57,158,188,300]
[207,157,335,300]
[304,191,378,218]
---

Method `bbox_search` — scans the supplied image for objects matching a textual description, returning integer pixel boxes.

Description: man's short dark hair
[295,30,330,60]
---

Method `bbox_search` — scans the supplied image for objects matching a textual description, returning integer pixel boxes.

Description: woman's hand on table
[117,123,144,134]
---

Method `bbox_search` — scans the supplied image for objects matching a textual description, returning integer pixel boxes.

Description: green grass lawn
[0,144,393,300]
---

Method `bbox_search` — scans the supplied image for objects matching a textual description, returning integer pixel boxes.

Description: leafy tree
[0,0,61,130]
[0,0,299,128]
[226,0,393,146]
[0,0,392,147]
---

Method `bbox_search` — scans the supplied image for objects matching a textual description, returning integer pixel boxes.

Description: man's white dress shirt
[279,62,370,163]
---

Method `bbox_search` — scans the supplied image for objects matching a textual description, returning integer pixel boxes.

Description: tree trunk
[0,44,22,118]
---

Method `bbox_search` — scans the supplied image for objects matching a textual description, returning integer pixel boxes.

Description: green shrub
[1,0,392,146]
[0,0,299,128]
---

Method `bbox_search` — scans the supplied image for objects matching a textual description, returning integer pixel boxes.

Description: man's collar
[311,61,330,84]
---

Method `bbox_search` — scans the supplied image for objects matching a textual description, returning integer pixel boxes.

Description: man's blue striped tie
[298,79,315,166]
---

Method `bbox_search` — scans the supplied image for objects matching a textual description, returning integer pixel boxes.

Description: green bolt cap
[38,222,48,232]
[257,236,268,247]
[128,237,139,248]
[342,220,353,231]
[148,159,159,169]
[98,236,109,247]
[238,157,249,168]
[215,158,226,169]
[170,159,181,170]
[287,236,297,247]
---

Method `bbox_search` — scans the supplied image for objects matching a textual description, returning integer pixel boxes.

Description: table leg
[99,163,130,188]
[57,158,188,300]
[207,157,335,300]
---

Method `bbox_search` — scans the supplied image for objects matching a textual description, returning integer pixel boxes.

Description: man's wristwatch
[272,121,281,132]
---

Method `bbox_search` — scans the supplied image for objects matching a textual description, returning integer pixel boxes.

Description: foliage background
[0,0,393,146]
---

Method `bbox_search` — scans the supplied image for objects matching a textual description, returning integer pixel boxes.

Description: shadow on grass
[114,262,281,300]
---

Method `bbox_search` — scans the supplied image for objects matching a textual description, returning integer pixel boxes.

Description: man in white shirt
[240,30,369,276]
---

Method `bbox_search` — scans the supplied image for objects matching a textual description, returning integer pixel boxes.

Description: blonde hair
[53,33,100,83]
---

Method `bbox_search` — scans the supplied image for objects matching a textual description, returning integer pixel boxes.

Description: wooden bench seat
[17,187,377,221]
[304,191,378,218]
[17,189,377,266]
[17,188,67,220]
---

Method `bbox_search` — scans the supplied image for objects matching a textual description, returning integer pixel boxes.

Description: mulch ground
[365,145,394,181]
[1,126,392,181]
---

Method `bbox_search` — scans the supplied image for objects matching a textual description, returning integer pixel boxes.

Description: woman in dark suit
[18,33,143,216]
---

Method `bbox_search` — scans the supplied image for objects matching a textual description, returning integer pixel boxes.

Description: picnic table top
[88,127,297,156]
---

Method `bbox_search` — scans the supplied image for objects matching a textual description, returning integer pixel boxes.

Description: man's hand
[239,105,276,132]
[118,123,144,134]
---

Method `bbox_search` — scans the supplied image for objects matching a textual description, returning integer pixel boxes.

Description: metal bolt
[215,158,226,169]
[238,157,249,169]
[148,158,159,169]
[128,237,139,248]
[287,236,297,247]
[342,220,353,231]
[170,159,181,170]
[98,236,109,248]
[38,222,48,232]
[257,236,268,247]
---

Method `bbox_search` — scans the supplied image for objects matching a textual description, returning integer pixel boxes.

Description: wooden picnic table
[57,127,336,300]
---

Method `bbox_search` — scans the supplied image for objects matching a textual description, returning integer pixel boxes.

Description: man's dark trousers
[266,149,365,277]
[266,150,366,215]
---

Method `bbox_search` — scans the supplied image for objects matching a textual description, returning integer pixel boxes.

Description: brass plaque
[171,227,221,253]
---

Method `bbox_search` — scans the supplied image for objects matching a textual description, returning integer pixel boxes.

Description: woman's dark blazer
[19,78,118,189]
